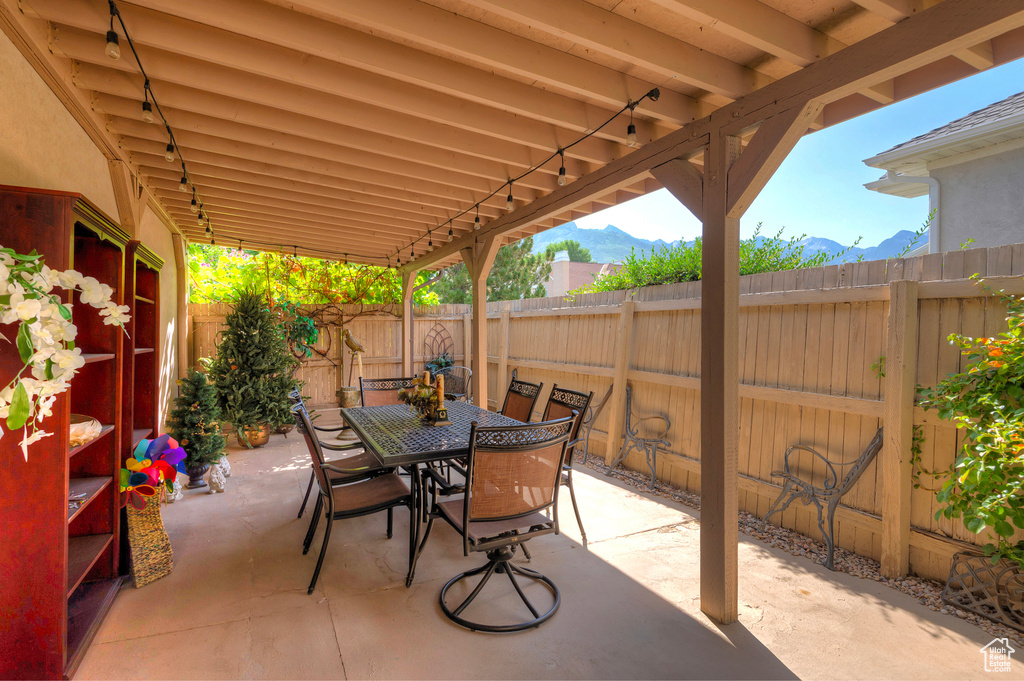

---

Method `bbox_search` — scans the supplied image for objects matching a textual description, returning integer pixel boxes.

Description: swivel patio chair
[293,404,415,594]
[437,365,472,402]
[420,415,575,632]
[760,428,884,571]
[500,375,544,423]
[359,376,416,406]
[541,385,594,547]
[291,390,376,519]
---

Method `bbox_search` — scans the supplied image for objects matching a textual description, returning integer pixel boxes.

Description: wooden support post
[881,279,919,578]
[462,312,472,368]
[604,300,636,464]
[462,237,500,408]
[170,233,189,378]
[700,131,743,625]
[497,310,510,405]
[401,270,418,376]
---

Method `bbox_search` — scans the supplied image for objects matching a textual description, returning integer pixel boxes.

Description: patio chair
[419,415,575,632]
[290,390,369,519]
[292,404,414,594]
[359,376,416,406]
[500,375,544,422]
[760,428,884,571]
[541,385,594,547]
[437,365,472,402]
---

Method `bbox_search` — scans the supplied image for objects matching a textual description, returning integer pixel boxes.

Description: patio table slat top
[340,401,521,466]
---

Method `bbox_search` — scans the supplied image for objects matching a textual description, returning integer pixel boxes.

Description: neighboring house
[863,90,1024,254]
[544,250,620,298]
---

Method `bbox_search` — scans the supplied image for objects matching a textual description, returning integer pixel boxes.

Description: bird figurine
[343,328,366,381]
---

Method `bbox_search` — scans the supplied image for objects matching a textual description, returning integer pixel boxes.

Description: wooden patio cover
[4,0,1023,623]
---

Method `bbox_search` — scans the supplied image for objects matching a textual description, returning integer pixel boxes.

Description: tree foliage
[169,369,226,467]
[188,244,438,306]
[545,239,592,262]
[430,237,553,303]
[576,225,855,293]
[206,287,300,443]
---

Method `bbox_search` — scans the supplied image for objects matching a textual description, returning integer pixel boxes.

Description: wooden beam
[727,100,823,217]
[170,232,189,379]
[881,279,919,578]
[107,159,145,236]
[699,131,742,625]
[604,301,636,465]
[651,158,703,221]
[497,310,510,405]
[462,237,500,408]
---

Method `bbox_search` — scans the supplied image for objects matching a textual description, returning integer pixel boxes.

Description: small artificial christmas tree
[208,287,299,446]
[169,369,225,467]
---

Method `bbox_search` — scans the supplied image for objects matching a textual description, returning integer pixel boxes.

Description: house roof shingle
[880,90,1024,155]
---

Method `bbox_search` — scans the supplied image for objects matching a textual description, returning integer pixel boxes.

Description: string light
[179,175,188,192]
[205,222,211,234]
[141,100,153,124]
[557,149,567,186]
[506,181,514,211]
[164,142,175,163]
[626,104,638,148]
[197,210,204,226]
[447,224,454,242]
[474,205,481,230]
[428,231,433,249]
[190,194,198,213]
[105,3,120,60]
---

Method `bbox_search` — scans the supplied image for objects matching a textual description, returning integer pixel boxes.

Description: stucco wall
[0,31,178,425]
[931,145,1024,251]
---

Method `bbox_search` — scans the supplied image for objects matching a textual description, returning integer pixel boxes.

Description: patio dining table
[339,401,523,585]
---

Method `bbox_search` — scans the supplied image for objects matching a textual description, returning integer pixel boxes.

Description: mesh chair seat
[437,499,552,542]
[329,473,410,514]
[324,450,380,481]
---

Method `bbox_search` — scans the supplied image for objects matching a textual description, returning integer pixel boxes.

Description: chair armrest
[320,441,363,452]
[783,444,838,490]
[312,423,349,432]
[421,465,465,495]
[633,413,670,438]
[322,462,372,475]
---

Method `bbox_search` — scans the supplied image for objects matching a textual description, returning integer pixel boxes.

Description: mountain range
[530,222,924,265]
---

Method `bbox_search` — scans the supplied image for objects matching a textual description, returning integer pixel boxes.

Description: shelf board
[82,353,115,364]
[66,578,122,680]
[134,347,154,355]
[134,295,155,304]
[67,534,113,598]
[67,477,112,524]
[132,428,153,447]
[69,425,114,458]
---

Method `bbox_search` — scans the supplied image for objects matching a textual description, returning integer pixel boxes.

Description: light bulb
[197,211,204,226]
[165,143,175,162]
[141,100,154,123]
[557,166,567,186]
[626,123,638,148]
[190,196,198,213]
[211,237,216,246]
[205,224,211,234]
[105,31,120,60]
[448,226,453,242]
[179,176,188,192]
[506,192,514,211]
[474,215,481,231]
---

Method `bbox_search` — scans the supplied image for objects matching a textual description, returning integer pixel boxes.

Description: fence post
[497,310,510,407]
[881,279,919,579]
[462,312,472,367]
[604,301,636,464]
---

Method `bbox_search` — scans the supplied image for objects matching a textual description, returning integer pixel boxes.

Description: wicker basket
[126,494,173,588]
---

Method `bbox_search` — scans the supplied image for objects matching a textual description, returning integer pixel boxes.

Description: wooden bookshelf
[0,186,161,679]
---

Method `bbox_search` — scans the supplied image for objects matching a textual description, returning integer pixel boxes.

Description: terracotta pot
[185,463,210,489]
[237,424,272,448]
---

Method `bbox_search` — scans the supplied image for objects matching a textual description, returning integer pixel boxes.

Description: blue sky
[576,58,1024,248]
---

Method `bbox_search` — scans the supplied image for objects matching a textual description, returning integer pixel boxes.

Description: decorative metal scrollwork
[508,379,541,398]
[475,420,572,449]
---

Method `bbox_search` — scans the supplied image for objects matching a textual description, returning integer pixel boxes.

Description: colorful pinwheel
[129,435,187,493]
[119,468,157,509]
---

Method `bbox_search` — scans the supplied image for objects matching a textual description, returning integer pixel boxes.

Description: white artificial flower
[29,321,55,347]
[19,428,52,461]
[36,395,56,422]
[0,261,8,282]
[0,251,13,266]
[62,322,78,342]
[13,296,41,321]
[57,269,83,289]
[7,280,24,295]
[99,303,131,326]
[53,348,85,372]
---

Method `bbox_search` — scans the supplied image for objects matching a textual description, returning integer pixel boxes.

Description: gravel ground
[580,453,1024,647]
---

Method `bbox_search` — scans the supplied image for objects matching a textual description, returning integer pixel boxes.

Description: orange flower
[990,360,1005,368]
[989,348,1004,357]
[230,364,238,370]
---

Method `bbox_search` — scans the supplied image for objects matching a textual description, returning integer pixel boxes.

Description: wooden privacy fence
[191,243,1024,582]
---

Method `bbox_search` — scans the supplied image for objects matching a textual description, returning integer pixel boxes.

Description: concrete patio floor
[78,433,1021,680]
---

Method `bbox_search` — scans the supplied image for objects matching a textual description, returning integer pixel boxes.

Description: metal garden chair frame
[541,385,594,546]
[437,365,472,402]
[760,427,884,570]
[607,385,671,490]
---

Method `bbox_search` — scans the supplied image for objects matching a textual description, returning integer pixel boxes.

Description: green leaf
[16,324,33,363]
[44,358,54,381]
[57,303,72,320]
[995,519,1015,538]
[6,383,30,430]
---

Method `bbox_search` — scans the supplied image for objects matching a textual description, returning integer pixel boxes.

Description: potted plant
[918,282,1024,631]
[424,352,454,378]
[169,369,226,488]
[207,287,299,448]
